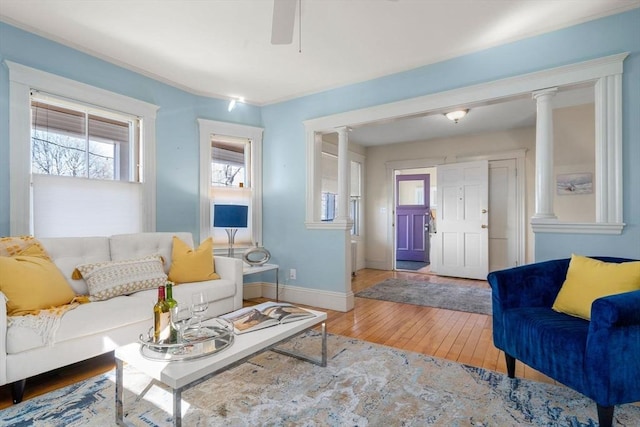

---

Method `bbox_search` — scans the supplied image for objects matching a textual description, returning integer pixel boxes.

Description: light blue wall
[1,10,639,296]
[0,22,262,240]
[261,8,640,290]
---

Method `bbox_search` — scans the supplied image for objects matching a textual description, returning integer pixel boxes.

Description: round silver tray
[138,318,234,361]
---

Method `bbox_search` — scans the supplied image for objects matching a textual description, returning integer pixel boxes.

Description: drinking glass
[170,304,191,345]
[190,291,209,333]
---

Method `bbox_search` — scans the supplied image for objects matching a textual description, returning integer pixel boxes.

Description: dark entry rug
[355,278,492,315]
[396,260,429,270]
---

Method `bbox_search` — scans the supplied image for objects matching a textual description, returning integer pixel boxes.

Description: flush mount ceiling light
[445,109,469,123]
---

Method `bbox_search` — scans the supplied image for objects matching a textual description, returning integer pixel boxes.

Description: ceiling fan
[271,0,299,45]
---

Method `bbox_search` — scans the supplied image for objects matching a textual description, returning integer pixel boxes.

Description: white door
[489,159,517,272]
[432,160,489,280]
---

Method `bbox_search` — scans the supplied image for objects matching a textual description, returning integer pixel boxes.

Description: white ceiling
[0,0,634,145]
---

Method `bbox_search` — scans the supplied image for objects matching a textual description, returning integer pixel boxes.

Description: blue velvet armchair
[487,257,640,427]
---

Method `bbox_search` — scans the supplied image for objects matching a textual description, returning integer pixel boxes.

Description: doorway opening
[394,167,437,274]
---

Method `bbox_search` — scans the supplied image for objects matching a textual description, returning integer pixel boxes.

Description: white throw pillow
[74,254,167,301]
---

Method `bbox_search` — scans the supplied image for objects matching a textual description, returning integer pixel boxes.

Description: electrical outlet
[289,268,296,280]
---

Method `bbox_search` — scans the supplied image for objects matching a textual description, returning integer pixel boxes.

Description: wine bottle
[165,282,178,343]
[153,286,170,343]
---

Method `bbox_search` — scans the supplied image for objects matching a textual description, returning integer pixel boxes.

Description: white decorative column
[336,126,354,310]
[335,126,352,223]
[532,88,558,220]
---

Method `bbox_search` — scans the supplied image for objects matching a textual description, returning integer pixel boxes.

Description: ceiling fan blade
[271,0,297,45]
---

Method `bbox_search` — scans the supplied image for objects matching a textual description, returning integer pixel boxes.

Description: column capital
[532,87,558,100]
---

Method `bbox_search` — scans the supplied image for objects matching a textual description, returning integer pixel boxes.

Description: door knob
[481,224,488,229]
[482,209,487,213]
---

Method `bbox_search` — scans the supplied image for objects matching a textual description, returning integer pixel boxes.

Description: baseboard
[243,282,353,312]
[242,282,263,300]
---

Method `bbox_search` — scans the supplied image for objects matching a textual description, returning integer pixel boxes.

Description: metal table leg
[173,388,182,427]
[271,322,327,367]
[115,358,124,426]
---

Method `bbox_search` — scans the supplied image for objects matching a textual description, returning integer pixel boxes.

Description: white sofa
[0,232,243,403]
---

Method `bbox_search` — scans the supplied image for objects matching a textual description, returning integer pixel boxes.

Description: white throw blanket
[8,303,79,346]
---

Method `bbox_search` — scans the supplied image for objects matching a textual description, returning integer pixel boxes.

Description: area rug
[396,260,429,271]
[355,278,492,315]
[2,332,639,426]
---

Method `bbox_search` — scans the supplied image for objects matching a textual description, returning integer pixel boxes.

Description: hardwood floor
[0,268,555,410]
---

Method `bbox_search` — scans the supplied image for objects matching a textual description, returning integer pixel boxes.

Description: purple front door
[396,174,430,262]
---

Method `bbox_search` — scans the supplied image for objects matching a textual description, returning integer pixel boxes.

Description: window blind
[32,174,142,237]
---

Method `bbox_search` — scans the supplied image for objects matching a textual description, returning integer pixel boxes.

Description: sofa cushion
[39,236,111,295]
[74,255,167,301]
[0,256,76,316]
[6,295,152,354]
[553,254,640,320]
[109,232,193,274]
[168,236,220,283]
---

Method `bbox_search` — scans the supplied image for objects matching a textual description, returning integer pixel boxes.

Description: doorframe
[385,158,445,271]
[384,150,526,272]
[395,173,431,265]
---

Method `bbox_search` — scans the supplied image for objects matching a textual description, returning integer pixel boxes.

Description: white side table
[243,263,280,301]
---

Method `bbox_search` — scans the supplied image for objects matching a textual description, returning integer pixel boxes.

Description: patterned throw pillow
[0,236,51,260]
[74,254,167,301]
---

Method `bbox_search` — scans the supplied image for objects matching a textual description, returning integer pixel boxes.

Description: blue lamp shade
[213,204,248,228]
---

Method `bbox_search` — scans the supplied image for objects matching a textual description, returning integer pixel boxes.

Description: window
[211,138,248,188]
[321,151,338,221]
[350,160,362,236]
[198,119,263,250]
[210,135,252,249]
[31,94,140,181]
[319,143,363,235]
[8,61,158,237]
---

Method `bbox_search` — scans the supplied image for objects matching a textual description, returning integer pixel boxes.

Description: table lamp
[213,204,248,257]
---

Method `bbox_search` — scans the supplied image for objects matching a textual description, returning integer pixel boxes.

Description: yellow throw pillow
[168,236,220,284]
[0,256,76,316]
[0,235,51,260]
[552,254,640,320]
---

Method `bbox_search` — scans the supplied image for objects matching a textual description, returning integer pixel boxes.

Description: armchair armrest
[586,289,640,406]
[488,258,570,310]
[590,290,640,330]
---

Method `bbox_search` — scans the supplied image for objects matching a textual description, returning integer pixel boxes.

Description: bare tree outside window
[32,130,115,179]
[211,139,246,187]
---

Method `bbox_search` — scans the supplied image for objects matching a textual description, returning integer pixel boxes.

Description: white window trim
[198,118,264,246]
[304,53,627,235]
[6,61,159,235]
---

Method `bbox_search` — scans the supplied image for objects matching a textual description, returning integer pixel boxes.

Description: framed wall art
[556,172,593,195]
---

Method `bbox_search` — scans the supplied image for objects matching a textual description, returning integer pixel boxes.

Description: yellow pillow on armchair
[168,236,220,284]
[552,254,640,320]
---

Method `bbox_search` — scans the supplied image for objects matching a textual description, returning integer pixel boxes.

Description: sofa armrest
[0,291,8,385]
[590,290,640,330]
[487,258,570,310]
[214,256,244,311]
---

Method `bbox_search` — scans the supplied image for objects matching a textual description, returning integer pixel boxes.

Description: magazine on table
[221,302,315,334]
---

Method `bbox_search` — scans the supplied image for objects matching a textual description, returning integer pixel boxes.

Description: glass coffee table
[115,309,327,427]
